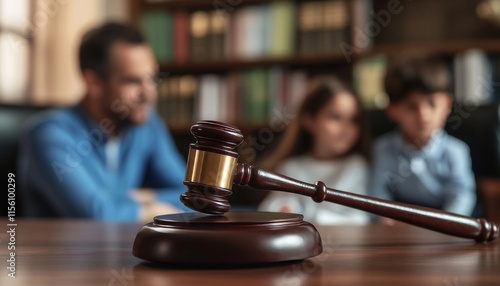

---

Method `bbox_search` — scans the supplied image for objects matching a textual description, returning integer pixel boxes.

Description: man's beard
[106,95,151,127]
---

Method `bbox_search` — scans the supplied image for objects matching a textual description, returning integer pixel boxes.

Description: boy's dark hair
[79,22,146,78]
[384,56,450,103]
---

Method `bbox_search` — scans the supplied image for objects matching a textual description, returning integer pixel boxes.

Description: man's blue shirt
[370,130,476,215]
[18,106,187,221]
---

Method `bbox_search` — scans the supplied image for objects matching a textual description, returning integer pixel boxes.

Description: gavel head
[180,120,244,214]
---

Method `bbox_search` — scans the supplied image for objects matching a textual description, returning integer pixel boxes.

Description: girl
[258,77,371,225]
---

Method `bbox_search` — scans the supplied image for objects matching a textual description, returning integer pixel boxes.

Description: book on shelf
[173,10,189,64]
[189,10,210,62]
[140,0,350,64]
[140,10,173,63]
[268,68,285,116]
[241,69,270,122]
[287,70,308,111]
[209,10,229,61]
[350,0,373,53]
[178,75,197,124]
[352,51,498,109]
[196,74,223,121]
[188,10,230,62]
[322,0,350,55]
[158,75,197,126]
[226,72,241,124]
[298,1,322,55]
[243,6,267,59]
[454,50,493,104]
[353,55,388,108]
[268,1,296,58]
[373,0,500,45]
[298,0,350,56]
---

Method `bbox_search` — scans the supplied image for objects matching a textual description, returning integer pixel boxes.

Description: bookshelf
[131,0,500,133]
[140,0,274,10]
[159,54,349,74]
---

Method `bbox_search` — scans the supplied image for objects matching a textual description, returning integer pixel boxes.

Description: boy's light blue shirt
[18,106,188,221]
[370,129,476,216]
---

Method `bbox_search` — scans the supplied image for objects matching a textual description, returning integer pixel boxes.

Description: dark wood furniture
[1,219,499,286]
[133,212,322,265]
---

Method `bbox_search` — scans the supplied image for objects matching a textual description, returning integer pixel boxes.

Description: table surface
[1,218,499,286]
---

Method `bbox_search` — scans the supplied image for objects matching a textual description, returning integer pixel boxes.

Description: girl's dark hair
[260,77,371,171]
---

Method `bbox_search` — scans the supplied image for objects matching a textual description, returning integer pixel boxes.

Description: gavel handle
[233,163,498,242]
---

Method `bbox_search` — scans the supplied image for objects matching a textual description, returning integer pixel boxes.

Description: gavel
[180,120,498,242]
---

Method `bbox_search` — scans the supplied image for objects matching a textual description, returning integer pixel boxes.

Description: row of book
[155,69,309,125]
[140,0,352,64]
[372,0,500,45]
[353,52,500,108]
[156,51,500,126]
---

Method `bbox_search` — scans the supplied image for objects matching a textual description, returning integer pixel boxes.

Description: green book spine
[165,10,174,62]
[270,1,297,57]
[243,69,269,123]
[353,56,388,108]
[141,11,161,62]
[156,11,173,63]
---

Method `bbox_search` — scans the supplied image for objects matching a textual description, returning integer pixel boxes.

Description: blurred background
[2,0,500,218]
[2,1,500,107]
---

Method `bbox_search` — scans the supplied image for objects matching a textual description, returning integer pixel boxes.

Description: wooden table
[1,218,499,286]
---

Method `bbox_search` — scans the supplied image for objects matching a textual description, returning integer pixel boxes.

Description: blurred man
[19,23,187,222]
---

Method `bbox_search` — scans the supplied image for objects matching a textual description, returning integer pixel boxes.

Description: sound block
[132,212,323,266]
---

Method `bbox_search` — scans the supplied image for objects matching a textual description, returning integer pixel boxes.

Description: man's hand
[129,188,156,204]
[130,188,182,222]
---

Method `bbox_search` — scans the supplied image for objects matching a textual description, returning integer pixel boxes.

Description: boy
[371,56,476,216]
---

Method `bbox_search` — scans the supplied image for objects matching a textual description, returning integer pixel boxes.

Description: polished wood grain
[133,212,322,265]
[159,54,349,75]
[0,219,499,286]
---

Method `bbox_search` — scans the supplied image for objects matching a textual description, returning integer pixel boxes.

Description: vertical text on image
[7,173,17,279]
